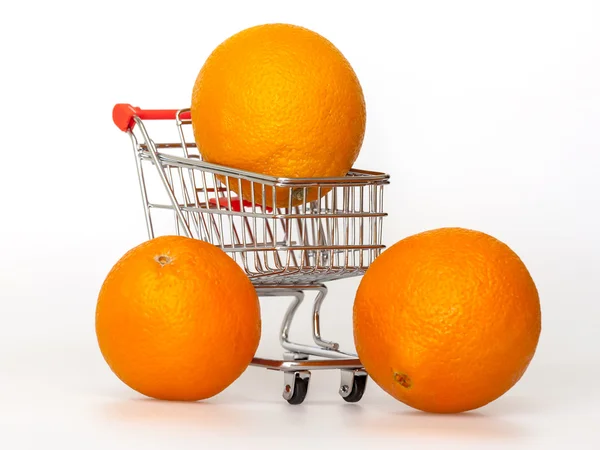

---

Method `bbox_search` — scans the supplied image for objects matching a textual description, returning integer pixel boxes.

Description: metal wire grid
[126,109,389,285]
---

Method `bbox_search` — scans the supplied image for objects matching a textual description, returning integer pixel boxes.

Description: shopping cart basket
[112,103,390,404]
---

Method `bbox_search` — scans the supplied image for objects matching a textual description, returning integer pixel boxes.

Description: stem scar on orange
[353,227,542,413]
[95,235,261,401]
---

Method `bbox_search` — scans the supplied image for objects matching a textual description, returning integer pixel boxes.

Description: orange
[190,23,366,208]
[95,235,261,401]
[353,227,541,413]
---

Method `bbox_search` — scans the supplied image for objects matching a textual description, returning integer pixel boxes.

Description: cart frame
[112,103,389,404]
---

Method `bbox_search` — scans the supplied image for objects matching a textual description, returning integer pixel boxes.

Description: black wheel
[342,374,367,403]
[286,375,309,405]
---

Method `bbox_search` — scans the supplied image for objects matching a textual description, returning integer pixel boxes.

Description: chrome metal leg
[255,285,356,359]
[279,290,306,353]
[311,285,340,351]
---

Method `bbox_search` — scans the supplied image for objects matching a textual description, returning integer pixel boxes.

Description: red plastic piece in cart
[208,197,273,213]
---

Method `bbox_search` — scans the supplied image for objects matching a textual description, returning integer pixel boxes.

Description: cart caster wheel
[283,371,310,405]
[339,369,368,403]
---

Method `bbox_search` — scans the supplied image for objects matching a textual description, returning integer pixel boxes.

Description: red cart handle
[112,103,191,132]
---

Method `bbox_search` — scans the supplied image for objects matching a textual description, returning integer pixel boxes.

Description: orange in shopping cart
[190,23,366,208]
[353,227,542,413]
[95,235,261,401]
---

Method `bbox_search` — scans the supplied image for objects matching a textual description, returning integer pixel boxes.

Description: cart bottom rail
[251,357,364,371]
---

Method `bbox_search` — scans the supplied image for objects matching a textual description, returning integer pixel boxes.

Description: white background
[1,0,599,448]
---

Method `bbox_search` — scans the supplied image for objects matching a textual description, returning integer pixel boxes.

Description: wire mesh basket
[114,104,389,286]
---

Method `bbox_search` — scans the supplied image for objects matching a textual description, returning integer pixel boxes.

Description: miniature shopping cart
[112,104,389,405]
